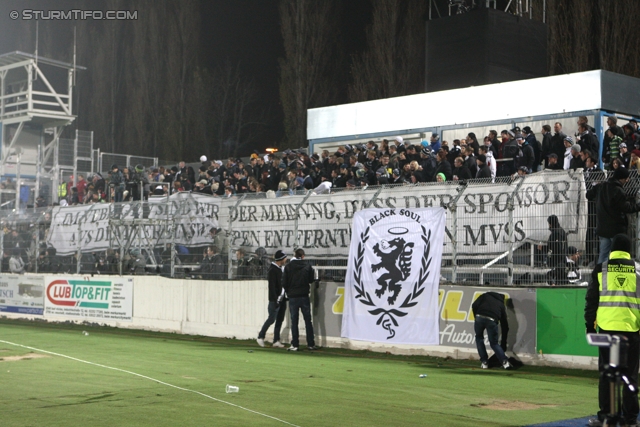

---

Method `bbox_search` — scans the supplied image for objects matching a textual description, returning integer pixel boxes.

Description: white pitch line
[0,339,301,427]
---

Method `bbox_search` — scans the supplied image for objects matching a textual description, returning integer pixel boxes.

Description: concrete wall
[1,274,599,370]
[129,276,270,339]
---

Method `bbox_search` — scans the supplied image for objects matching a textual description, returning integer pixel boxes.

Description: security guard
[57,181,67,199]
[585,233,640,427]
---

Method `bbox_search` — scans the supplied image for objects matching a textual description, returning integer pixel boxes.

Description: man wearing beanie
[475,154,491,179]
[587,167,640,263]
[515,134,534,173]
[569,144,585,170]
[257,250,289,348]
[562,136,574,170]
[585,234,640,427]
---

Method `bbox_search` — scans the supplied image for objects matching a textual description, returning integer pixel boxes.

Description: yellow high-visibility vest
[597,250,640,332]
[58,183,67,198]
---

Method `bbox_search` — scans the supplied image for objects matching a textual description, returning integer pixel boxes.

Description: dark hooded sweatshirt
[586,178,640,238]
[471,292,509,341]
[282,258,315,298]
[547,215,568,268]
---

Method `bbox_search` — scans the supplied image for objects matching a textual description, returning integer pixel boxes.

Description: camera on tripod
[588,333,629,370]
[588,333,638,427]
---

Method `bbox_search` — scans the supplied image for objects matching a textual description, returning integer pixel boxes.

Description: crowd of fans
[1,115,639,282]
[47,115,640,205]
[0,214,270,280]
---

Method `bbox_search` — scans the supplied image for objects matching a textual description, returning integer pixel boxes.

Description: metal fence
[1,169,637,286]
[94,151,158,176]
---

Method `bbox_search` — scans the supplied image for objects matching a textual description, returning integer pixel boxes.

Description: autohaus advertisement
[0,275,45,315]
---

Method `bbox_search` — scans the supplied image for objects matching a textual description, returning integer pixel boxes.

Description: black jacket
[476,164,491,179]
[282,258,315,298]
[468,140,480,156]
[525,134,542,166]
[587,179,640,238]
[516,142,535,170]
[569,155,585,171]
[464,155,478,176]
[333,174,347,189]
[579,131,599,155]
[471,292,509,342]
[550,132,567,159]
[420,156,437,182]
[541,132,552,166]
[447,146,461,165]
[452,165,472,181]
[236,256,252,278]
[268,166,283,191]
[546,216,568,268]
[546,161,564,171]
[210,254,226,279]
[434,159,453,181]
[268,262,284,302]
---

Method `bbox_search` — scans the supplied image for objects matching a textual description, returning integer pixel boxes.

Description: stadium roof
[307,70,640,141]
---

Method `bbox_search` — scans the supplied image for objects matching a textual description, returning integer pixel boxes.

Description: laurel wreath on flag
[352,225,432,339]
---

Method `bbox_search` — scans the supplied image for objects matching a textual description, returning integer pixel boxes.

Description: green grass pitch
[0,320,598,427]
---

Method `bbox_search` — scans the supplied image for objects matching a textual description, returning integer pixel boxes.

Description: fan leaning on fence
[536,215,568,286]
[586,167,640,264]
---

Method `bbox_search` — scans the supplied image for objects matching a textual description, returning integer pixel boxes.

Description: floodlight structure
[449,0,471,15]
[430,0,544,21]
[0,51,86,209]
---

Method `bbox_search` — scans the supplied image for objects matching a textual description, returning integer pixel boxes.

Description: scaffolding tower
[0,51,86,209]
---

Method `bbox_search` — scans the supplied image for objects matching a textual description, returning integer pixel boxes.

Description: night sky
[0,0,372,146]
[199,0,371,144]
[201,1,285,144]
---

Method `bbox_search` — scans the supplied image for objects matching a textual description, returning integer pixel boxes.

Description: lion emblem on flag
[371,237,414,305]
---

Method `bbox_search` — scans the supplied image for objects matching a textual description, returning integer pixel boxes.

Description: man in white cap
[257,250,288,348]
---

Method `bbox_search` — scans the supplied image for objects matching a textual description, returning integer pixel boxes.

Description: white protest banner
[222,171,585,257]
[44,276,133,321]
[341,207,445,345]
[147,192,219,246]
[46,171,584,258]
[0,275,45,315]
[47,192,220,255]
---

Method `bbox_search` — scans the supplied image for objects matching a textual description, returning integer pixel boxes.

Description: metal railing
[94,151,158,176]
[0,169,636,286]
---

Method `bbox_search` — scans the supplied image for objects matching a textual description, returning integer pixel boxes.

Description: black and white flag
[341,207,445,345]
